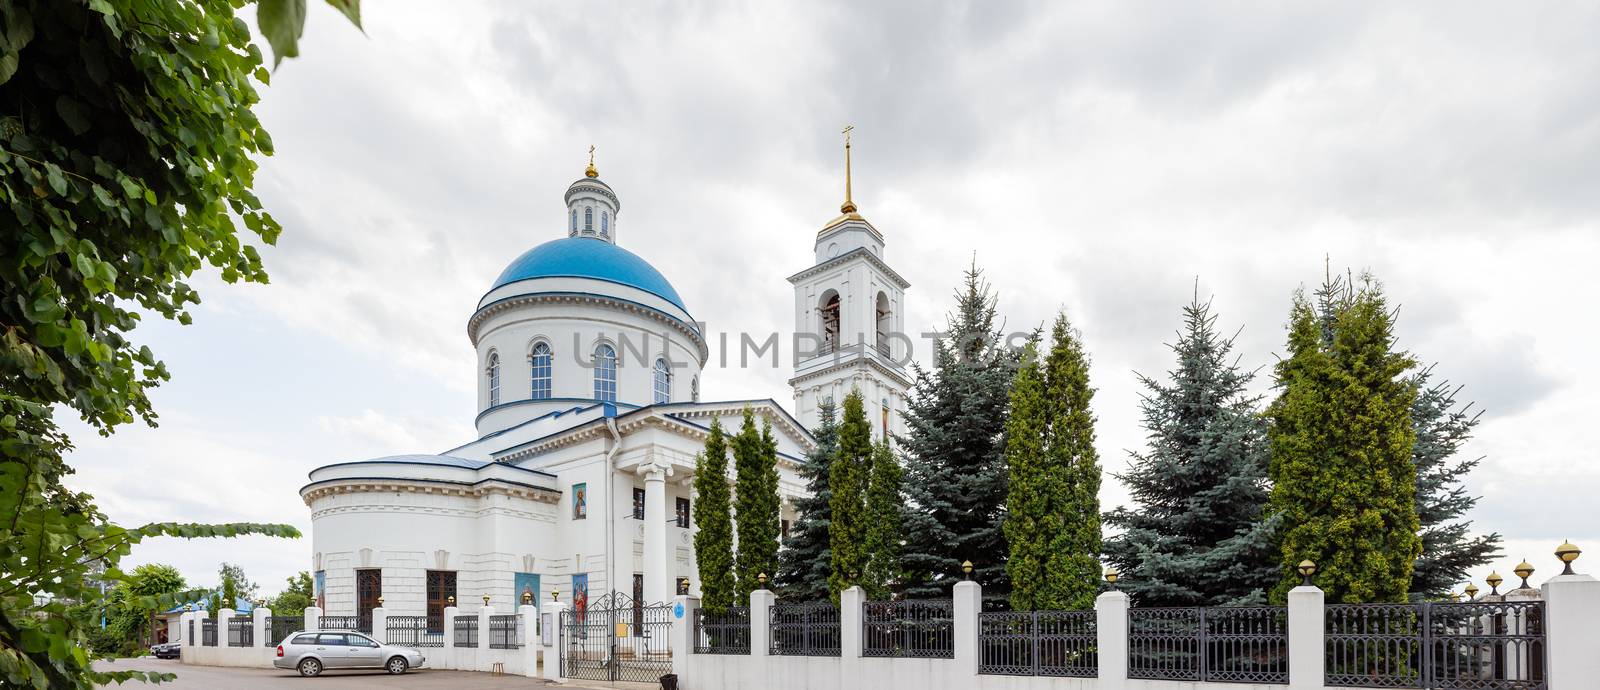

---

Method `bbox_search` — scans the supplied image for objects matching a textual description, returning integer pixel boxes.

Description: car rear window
[289,634,318,645]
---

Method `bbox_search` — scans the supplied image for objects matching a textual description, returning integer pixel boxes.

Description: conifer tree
[734,409,782,594]
[1408,368,1501,599]
[1268,274,1421,603]
[828,391,873,599]
[1003,314,1103,611]
[1103,296,1278,606]
[778,399,840,599]
[862,438,905,599]
[693,418,738,611]
[900,264,1021,603]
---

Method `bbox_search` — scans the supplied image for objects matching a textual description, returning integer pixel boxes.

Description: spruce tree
[862,438,905,600]
[693,418,738,611]
[899,264,1021,603]
[1103,296,1279,606]
[778,399,840,599]
[828,391,873,599]
[1268,274,1421,603]
[734,409,782,594]
[1003,314,1103,611]
[1409,367,1502,599]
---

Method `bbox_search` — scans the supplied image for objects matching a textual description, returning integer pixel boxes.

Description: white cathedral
[301,144,913,630]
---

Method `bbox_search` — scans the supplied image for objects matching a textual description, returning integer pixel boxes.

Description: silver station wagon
[273,630,426,677]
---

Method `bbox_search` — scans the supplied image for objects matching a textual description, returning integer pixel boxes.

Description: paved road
[94,657,559,689]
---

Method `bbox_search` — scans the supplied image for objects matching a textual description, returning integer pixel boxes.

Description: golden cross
[841,124,853,147]
[588,145,595,166]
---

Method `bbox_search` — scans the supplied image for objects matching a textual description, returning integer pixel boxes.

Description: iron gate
[560,592,673,682]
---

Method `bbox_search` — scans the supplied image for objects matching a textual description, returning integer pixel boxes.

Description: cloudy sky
[62,1,1598,598]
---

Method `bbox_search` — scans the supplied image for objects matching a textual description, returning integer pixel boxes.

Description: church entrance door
[560,591,672,682]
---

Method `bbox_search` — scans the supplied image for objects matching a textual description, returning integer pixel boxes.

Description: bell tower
[788,126,911,440]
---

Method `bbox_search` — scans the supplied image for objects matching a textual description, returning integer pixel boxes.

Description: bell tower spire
[840,124,856,214]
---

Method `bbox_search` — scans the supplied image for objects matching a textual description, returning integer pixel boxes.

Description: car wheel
[386,656,408,675]
[298,657,322,677]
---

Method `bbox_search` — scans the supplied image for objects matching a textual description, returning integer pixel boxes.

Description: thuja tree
[1003,315,1102,611]
[827,391,872,599]
[1268,274,1420,603]
[1409,367,1501,599]
[0,1,358,686]
[692,419,737,611]
[733,409,781,595]
[1103,296,1278,606]
[776,398,838,599]
[861,438,904,600]
[899,264,1020,603]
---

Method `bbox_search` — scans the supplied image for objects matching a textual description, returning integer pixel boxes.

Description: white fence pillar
[1543,571,1600,690]
[841,586,865,687]
[671,594,698,681]
[371,606,388,644]
[253,606,270,649]
[750,588,775,658]
[443,605,460,650]
[519,603,540,677]
[1287,584,1325,690]
[215,608,235,646]
[303,606,320,632]
[953,580,982,680]
[478,604,494,653]
[1095,590,1129,690]
[541,599,567,681]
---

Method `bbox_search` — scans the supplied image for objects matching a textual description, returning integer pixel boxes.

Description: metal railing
[267,616,300,647]
[1127,606,1288,684]
[1326,601,1546,690]
[979,609,1097,677]
[356,611,372,634]
[453,615,478,647]
[770,601,841,657]
[187,620,194,646]
[693,606,752,654]
[863,600,954,659]
[386,615,430,647]
[227,616,253,647]
[201,618,217,647]
[489,614,521,649]
[1128,607,1201,680]
[318,615,357,630]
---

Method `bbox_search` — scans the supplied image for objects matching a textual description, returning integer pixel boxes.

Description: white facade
[301,164,814,630]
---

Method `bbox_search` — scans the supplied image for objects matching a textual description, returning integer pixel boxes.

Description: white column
[640,461,674,605]
[542,598,568,681]
[371,606,388,644]
[1095,590,1129,690]
[216,607,236,646]
[478,604,494,652]
[953,580,982,680]
[180,611,193,648]
[519,603,540,678]
[840,586,865,688]
[304,606,320,632]
[1543,571,1600,690]
[253,606,270,649]
[1287,585,1325,690]
[443,605,459,650]
[671,594,698,680]
[1504,587,1541,682]
[750,587,776,659]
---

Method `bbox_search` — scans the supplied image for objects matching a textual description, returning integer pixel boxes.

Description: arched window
[601,211,610,237]
[820,291,841,353]
[570,209,577,233]
[530,342,552,400]
[875,291,891,357]
[593,344,617,402]
[652,358,671,404]
[486,352,501,406]
[584,207,593,233]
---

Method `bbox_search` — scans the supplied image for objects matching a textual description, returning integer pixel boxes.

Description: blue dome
[492,237,687,311]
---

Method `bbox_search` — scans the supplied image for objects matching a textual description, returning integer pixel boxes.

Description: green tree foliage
[899,264,1021,603]
[733,409,781,595]
[206,562,252,616]
[692,419,737,612]
[1408,368,1501,599]
[1103,296,1279,606]
[777,399,838,599]
[1003,315,1103,611]
[861,439,904,600]
[100,564,185,654]
[827,391,872,600]
[1268,274,1421,603]
[269,572,315,615]
[0,2,354,685]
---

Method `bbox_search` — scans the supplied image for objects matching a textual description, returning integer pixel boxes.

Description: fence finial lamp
[376,596,384,607]
[1297,560,1316,586]
[758,572,768,590]
[1464,583,1479,600]
[1556,540,1581,575]
[184,604,192,612]
[1104,567,1119,586]
[482,594,491,606]
[1485,571,1503,596]
[961,560,973,581]
[447,595,455,606]
[551,590,560,602]
[522,591,533,605]
[1514,559,1535,589]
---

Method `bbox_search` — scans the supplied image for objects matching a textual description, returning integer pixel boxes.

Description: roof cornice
[787,353,913,388]
[467,292,709,361]
[299,477,562,506]
[787,246,910,289]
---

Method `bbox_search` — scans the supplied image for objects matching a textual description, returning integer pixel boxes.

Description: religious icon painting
[572,483,587,519]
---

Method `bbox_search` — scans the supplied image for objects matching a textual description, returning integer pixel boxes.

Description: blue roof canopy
[492,237,687,311]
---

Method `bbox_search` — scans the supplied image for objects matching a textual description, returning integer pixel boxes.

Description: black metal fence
[318,615,357,630]
[386,615,430,647]
[1128,606,1289,683]
[454,615,478,647]
[1326,601,1546,690]
[356,611,373,634]
[227,616,253,647]
[979,609,1097,677]
[267,616,300,647]
[187,620,194,646]
[201,618,217,646]
[770,601,841,657]
[863,600,954,659]
[489,614,521,649]
[694,606,752,654]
